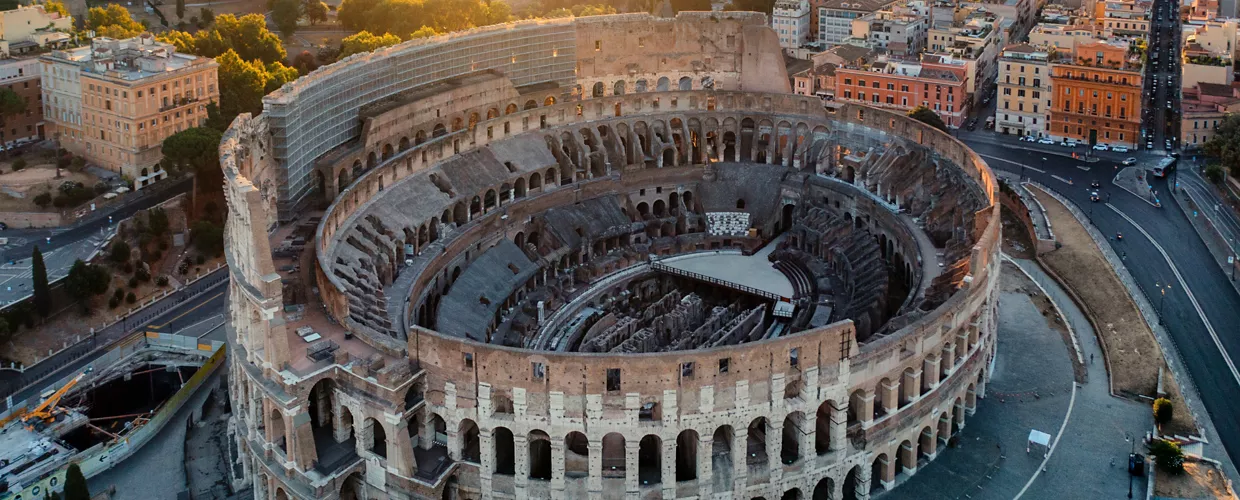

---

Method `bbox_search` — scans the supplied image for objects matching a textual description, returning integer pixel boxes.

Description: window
[682,362,694,378]
[532,362,545,380]
[463,352,474,368]
[1003,88,1012,95]
[606,368,621,391]
[790,348,800,367]
[719,358,731,374]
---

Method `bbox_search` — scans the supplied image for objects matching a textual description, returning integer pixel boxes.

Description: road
[0,266,228,409]
[1142,0,1181,151]
[0,177,192,306]
[957,129,1240,472]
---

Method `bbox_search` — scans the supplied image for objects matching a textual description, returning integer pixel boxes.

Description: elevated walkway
[652,236,795,316]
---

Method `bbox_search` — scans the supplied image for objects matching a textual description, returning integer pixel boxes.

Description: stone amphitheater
[219,11,1001,500]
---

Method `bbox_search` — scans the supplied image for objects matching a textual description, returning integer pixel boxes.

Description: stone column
[625,437,640,494]
[697,433,713,498]
[899,441,917,477]
[829,402,847,452]
[588,439,603,494]
[551,439,566,493]
[732,425,748,493]
[661,437,675,499]
[800,410,816,460]
[880,380,899,415]
[389,418,418,477]
[855,459,872,500]
[876,453,895,491]
[480,429,495,496]
[955,401,967,431]
[902,369,922,404]
[923,356,941,389]
[956,332,969,365]
[288,409,317,473]
[856,390,875,428]
[941,344,955,377]
[515,434,530,490]
[767,418,783,482]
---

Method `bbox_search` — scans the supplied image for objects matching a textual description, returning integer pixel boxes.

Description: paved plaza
[885,259,1151,500]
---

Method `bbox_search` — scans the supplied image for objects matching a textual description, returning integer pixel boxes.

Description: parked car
[1123,157,1138,166]
[1113,146,1129,153]
[1090,190,1101,202]
[0,222,7,230]
[1038,137,1056,145]
[1146,141,1155,150]
[1093,144,1109,151]
[1019,135,1033,142]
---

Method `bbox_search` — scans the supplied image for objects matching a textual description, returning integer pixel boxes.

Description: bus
[1152,156,1177,177]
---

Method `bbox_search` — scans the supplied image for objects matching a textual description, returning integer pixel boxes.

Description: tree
[162,127,223,176]
[65,260,111,300]
[31,246,50,318]
[147,207,170,236]
[1153,397,1174,426]
[63,463,89,500]
[176,0,185,19]
[271,0,302,37]
[0,87,28,126]
[908,105,948,132]
[200,7,216,25]
[87,5,146,39]
[157,14,286,64]
[339,31,402,59]
[34,192,51,208]
[669,0,711,12]
[11,157,26,172]
[214,49,298,121]
[409,26,438,39]
[110,241,131,263]
[205,102,228,132]
[192,220,225,257]
[1148,439,1186,474]
[1203,113,1240,177]
[305,0,328,24]
[292,50,319,75]
[1205,163,1225,184]
[43,0,69,17]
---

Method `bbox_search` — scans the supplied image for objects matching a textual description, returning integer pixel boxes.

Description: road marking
[978,154,1046,173]
[1076,165,1091,171]
[149,291,224,329]
[1013,382,1078,500]
[1106,203,1240,388]
[1052,175,1073,184]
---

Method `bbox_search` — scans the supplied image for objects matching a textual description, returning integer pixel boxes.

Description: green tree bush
[907,105,948,131]
[1153,397,1174,426]
[31,246,50,317]
[63,463,89,500]
[1148,439,1186,474]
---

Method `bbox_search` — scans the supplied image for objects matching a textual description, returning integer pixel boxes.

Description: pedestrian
[1090,353,1095,365]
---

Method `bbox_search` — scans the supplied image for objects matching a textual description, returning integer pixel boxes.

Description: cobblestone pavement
[883,261,1150,500]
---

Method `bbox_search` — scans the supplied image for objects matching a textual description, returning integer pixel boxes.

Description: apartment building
[774,0,813,49]
[1047,38,1144,147]
[996,43,1051,137]
[814,0,897,46]
[833,54,970,126]
[851,6,928,56]
[1097,0,1151,36]
[1181,83,1240,149]
[792,61,838,97]
[0,5,71,58]
[1181,19,1238,89]
[0,57,44,146]
[928,7,1004,104]
[41,34,219,188]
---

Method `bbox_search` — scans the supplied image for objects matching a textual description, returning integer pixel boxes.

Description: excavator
[19,367,92,431]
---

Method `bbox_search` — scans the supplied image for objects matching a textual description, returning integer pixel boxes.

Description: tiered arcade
[220,12,1001,500]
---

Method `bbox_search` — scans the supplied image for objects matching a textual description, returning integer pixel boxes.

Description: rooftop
[43,33,215,81]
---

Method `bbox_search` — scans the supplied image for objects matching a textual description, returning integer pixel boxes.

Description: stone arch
[528,430,552,480]
[635,79,648,92]
[918,426,935,460]
[364,417,387,458]
[514,177,528,198]
[505,103,518,115]
[398,136,410,151]
[468,112,480,130]
[367,151,377,169]
[782,488,802,500]
[565,431,589,478]
[524,99,538,110]
[382,143,394,160]
[592,82,605,98]
[340,472,365,500]
[815,400,833,455]
[433,123,447,137]
[487,107,500,119]
[484,189,498,211]
[268,407,287,452]
[602,432,626,477]
[274,488,289,500]
[460,419,480,462]
[712,425,733,491]
[653,199,667,217]
[614,80,626,95]
[639,434,662,485]
[338,168,351,192]
[812,477,833,500]
[529,171,543,191]
[656,76,670,92]
[451,117,464,132]
[544,96,557,106]
[678,76,692,90]
[453,201,467,226]
[545,167,559,186]
[676,429,698,481]
[842,464,862,499]
[747,417,768,467]
[871,453,890,494]
[782,411,803,464]
[898,439,915,474]
[494,427,516,475]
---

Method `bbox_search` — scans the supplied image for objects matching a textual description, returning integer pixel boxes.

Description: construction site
[0,332,225,500]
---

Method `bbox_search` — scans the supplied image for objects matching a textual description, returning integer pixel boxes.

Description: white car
[1018,135,1032,142]
[1066,140,1079,147]
[1038,138,1055,145]
[1093,144,1109,151]
[1112,146,1129,153]
[1122,157,1138,166]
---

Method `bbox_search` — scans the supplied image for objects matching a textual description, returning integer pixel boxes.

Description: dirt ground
[1029,185,1197,437]
[1001,206,1036,259]
[1154,460,1238,499]
[0,164,98,213]
[1000,261,1088,382]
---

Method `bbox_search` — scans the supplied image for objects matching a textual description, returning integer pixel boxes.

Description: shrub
[94,182,110,195]
[1148,439,1185,474]
[71,157,86,171]
[33,192,51,208]
[1153,398,1174,426]
[196,255,205,265]
[159,240,169,251]
[135,267,150,282]
[11,158,25,171]
[1205,164,1225,184]
[128,277,139,288]
[109,241,131,263]
[126,291,137,304]
[156,276,169,287]
[121,261,134,274]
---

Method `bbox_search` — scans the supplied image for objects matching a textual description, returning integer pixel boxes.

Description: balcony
[159,95,200,113]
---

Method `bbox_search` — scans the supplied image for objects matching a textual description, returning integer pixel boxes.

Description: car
[1113,146,1129,153]
[1147,141,1155,149]
[1066,139,1079,147]
[967,120,976,131]
[1090,180,1102,188]
[1090,190,1101,202]
[1060,140,1071,147]
[1170,151,1180,158]
[0,222,7,230]
[1093,144,1109,151]
[1038,137,1055,145]
[1123,157,1138,165]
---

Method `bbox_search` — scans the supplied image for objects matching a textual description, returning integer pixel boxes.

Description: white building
[816,0,897,47]
[774,0,813,49]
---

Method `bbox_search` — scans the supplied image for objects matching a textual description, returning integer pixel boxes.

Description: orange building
[1048,40,1144,147]
[834,55,970,127]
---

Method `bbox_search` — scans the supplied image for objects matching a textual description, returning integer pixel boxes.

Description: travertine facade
[222,14,999,500]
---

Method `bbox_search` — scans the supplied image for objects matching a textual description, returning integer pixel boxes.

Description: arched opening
[678,76,692,90]
[635,79,648,92]
[337,169,350,192]
[340,471,365,500]
[529,430,552,480]
[816,401,832,455]
[398,136,410,151]
[668,192,680,215]
[653,199,667,217]
[524,100,538,110]
[812,477,833,500]
[514,177,527,198]
[782,412,802,464]
[529,172,543,191]
[460,419,480,463]
[842,465,861,500]
[565,431,589,478]
[602,432,626,477]
[780,203,795,233]
[487,108,500,119]
[592,82,605,98]
[898,439,915,475]
[747,417,768,468]
[453,202,467,226]
[712,426,733,492]
[782,488,802,500]
[682,191,693,211]
[614,80,626,95]
[639,434,662,485]
[676,430,698,482]
[308,378,349,460]
[656,76,670,92]
[505,103,518,115]
[736,199,746,210]
[636,202,650,218]
[484,189,497,211]
[544,96,556,106]
[871,453,889,494]
[367,151,377,169]
[494,427,516,475]
[433,123,447,137]
[275,488,289,500]
[918,426,934,461]
[365,418,387,458]
[269,408,287,452]
[404,381,424,410]
[415,130,427,144]
[382,143,394,160]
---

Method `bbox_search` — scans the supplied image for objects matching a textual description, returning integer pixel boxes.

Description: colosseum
[219,12,1001,500]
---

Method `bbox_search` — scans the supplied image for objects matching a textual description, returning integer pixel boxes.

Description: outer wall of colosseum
[220,13,1000,500]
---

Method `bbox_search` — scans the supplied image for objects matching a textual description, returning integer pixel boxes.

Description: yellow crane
[21,367,92,430]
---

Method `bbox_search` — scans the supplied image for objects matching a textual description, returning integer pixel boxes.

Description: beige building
[996,43,1051,137]
[41,34,219,188]
[927,7,1004,103]
[0,5,72,57]
[1181,20,1239,89]
[1181,83,1240,150]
